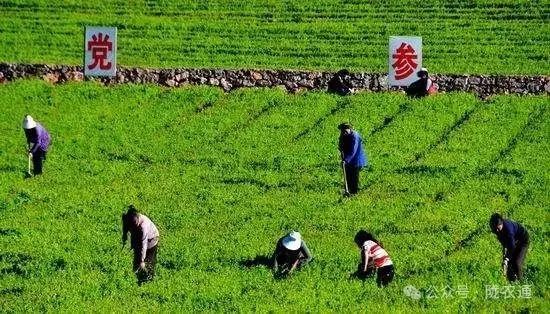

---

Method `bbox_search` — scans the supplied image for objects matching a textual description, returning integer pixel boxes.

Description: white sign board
[84,27,117,77]
[388,36,422,87]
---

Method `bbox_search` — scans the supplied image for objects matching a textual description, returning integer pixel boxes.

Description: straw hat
[282,231,302,251]
[22,115,37,129]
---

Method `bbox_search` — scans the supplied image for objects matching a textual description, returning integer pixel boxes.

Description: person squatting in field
[272,231,312,277]
[22,115,50,176]
[489,213,529,282]
[122,205,160,285]
[405,67,438,98]
[327,69,354,96]
[353,230,394,287]
[338,123,367,196]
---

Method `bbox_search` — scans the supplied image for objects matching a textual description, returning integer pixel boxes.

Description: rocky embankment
[0,63,548,98]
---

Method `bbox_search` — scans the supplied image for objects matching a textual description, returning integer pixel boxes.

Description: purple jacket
[28,123,51,153]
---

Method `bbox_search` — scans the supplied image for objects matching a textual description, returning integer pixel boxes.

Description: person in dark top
[272,231,312,277]
[328,69,354,96]
[489,213,529,281]
[405,68,438,98]
[338,123,367,196]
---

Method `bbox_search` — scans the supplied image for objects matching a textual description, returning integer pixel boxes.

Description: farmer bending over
[22,115,50,176]
[353,230,394,287]
[122,205,160,285]
[272,231,312,277]
[328,69,354,96]
[405,67,438,98]
[489,213,529,282]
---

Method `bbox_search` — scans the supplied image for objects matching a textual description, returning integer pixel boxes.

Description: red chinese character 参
[392,42,418,80]
[87,33,112,70]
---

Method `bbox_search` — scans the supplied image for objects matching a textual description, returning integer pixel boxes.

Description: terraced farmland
[0,81,548,311]
[0,0,549,74]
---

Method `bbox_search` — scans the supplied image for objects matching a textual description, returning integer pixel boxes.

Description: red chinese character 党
[392,42,418,80]
[87,33,112,70]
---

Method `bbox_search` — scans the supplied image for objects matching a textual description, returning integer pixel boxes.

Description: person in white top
[122,205,160,285]
[353,230,394,286]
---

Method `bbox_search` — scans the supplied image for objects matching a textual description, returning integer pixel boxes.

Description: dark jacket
[406,77,430,97]
[339,131,367,167]
[273,238,312,266]
[328,74,352,96]
[494,220,529,259]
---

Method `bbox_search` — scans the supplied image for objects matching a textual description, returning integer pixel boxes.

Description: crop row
[0,0,548,73]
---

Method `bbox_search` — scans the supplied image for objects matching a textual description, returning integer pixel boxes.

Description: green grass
[0,0,549,74]
[0,80,548,312]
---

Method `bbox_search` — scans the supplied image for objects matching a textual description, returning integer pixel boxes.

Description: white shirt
[138,214,159,262]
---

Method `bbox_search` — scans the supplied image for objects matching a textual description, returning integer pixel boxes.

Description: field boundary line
[1,63,548,98]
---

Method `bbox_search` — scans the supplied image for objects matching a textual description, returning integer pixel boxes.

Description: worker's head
[336,69,350,77]
[354,230,377,248]
[417,68,429,78]
[123,205,140,228]
[282,231,302,251]
[338,122,352,134]
[489,213,504,233]
[22,115,37,130]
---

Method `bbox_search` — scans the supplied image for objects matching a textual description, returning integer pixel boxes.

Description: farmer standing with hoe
[338,123,367,196]
[22,115,50,176]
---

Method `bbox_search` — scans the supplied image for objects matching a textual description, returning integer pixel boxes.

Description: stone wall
[0,63,548,98]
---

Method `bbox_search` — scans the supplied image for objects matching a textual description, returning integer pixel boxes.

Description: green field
[0,0,549,74]
[0,80,548,312]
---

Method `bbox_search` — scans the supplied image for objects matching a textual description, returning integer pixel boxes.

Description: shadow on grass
[0,252,32,276]
[523,265,540,283]
[240,255,294,280]
[0,229,21,237]
[0,165,18,173]
[239,255,272,268]
[349,264,375,281]
[0,287,23,297]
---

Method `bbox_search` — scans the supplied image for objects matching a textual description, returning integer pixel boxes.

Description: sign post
[84,27,117,77]
[388,36,422,87]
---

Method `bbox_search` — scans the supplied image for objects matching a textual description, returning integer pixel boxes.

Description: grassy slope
[0,81,548,312]
[0,0,548,74]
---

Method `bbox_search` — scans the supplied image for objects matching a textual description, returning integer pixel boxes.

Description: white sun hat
[282,231,302,251]
[22,115,37,129]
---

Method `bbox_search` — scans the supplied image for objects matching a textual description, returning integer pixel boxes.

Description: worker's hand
[276,268,289,279]
[28,152,33,158]
[139,261,146,270]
